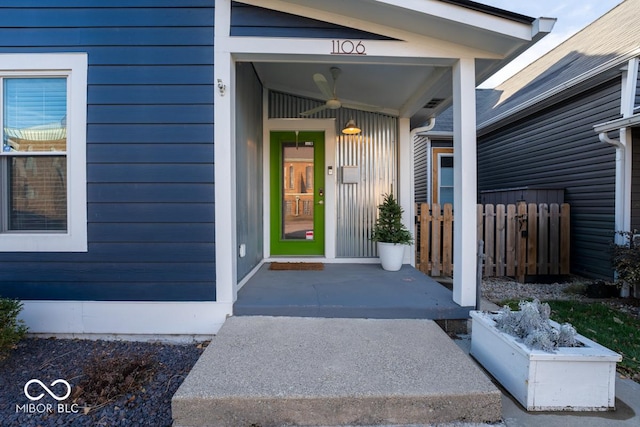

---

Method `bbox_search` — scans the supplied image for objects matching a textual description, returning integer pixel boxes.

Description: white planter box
[470,310,622,411]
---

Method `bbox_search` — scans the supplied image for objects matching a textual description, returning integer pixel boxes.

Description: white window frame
[0,53,87,252]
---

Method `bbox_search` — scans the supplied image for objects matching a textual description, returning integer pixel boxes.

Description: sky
[478,0,623,88]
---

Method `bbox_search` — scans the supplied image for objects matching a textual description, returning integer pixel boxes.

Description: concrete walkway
[172,316,502,427]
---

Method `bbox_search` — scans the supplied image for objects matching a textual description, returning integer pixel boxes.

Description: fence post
[560,203,571,274]
[484,204,495,277]
[476,240,485,310]
[516,202,527,282]
[495,204,506,277]
[550,203,560,275]
[442,204,453,276]
[431,203,441,276]
[538,204,549,275]
[527,203,538,275]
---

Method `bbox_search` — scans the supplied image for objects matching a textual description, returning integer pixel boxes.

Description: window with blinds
[2,78,68,232]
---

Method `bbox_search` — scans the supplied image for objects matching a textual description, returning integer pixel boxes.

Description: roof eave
[478,47,640,135]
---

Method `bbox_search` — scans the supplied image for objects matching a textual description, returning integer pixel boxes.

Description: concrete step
[172,316,501,427]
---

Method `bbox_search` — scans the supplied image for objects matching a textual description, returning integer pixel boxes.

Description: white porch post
[398,117,415,265]
[214,0,238,307]
[452,58,477,307]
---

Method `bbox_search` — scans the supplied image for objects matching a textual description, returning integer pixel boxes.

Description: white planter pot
[377,242,406,271]
[470,310,622,411]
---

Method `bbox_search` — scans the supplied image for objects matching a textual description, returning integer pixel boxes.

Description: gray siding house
[475,0,639,280]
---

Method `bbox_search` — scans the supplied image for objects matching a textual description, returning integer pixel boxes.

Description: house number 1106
[331,39,366,55]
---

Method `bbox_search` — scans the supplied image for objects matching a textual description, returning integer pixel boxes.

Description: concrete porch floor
[234,263,473,320]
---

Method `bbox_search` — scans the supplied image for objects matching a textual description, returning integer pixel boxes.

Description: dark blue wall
[231,2,395,39]
[0,0,216,301]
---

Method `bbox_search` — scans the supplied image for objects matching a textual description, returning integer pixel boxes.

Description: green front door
[270,131,325,255]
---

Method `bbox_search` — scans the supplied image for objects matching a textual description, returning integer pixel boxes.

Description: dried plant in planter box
[493,299,578,352]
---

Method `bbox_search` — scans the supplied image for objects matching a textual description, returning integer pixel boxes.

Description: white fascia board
[594,114,640,134]
[228,37,501,63]
[373,0,534,40]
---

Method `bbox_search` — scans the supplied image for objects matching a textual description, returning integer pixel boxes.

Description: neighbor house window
[438,154,454,207]
[0,54,87,252]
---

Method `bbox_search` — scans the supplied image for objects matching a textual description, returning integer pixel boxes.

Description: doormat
[269,262,324,271]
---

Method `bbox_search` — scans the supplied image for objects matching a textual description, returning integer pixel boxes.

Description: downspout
[408,117,436,267]
[599,130,629,297]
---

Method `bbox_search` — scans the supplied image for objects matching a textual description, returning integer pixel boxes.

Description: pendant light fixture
[342,118,361,135]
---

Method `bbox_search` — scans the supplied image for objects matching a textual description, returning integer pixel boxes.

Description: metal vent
[423,98,444,109]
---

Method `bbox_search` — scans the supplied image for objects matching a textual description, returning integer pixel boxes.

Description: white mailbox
[341,166,359,184]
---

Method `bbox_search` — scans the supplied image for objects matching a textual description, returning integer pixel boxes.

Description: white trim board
[19,301,231,339]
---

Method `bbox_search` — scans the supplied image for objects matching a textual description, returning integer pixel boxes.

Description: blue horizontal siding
[3,263,214,283]
[89,66,214,85]
[88,164,214,183]
[89,223,214,243]
[88,144,214,163]
[0,9,214,27]
[0,282,215,302]
[88,124,214,143]
[88,105,214,124]
[0,1,213,6]
[231,3,394,40]
[0,1,217,302]
[88,184,214,203]
[0,28,214,46]
[89,203,214,223]
[89,85,214,104]
[0,243,215,263]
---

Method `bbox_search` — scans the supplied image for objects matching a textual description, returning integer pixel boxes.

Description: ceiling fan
[299,67,382,116]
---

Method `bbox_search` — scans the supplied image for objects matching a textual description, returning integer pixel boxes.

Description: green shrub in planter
[370,193,413,244]
[0,298,28,360]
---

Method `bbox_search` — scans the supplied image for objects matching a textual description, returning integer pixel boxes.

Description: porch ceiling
[253,61,452,123]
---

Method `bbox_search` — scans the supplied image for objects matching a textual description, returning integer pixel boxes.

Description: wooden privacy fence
[415,203,571,281]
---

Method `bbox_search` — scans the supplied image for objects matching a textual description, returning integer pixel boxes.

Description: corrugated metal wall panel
[269,91,398,257]
[236,63,264,281]
[478,79,621,279]
[414,135,428,203]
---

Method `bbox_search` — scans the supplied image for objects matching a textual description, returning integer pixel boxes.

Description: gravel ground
[481,276,640,319]
[481,277,587,304]
[0,338,204,427]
